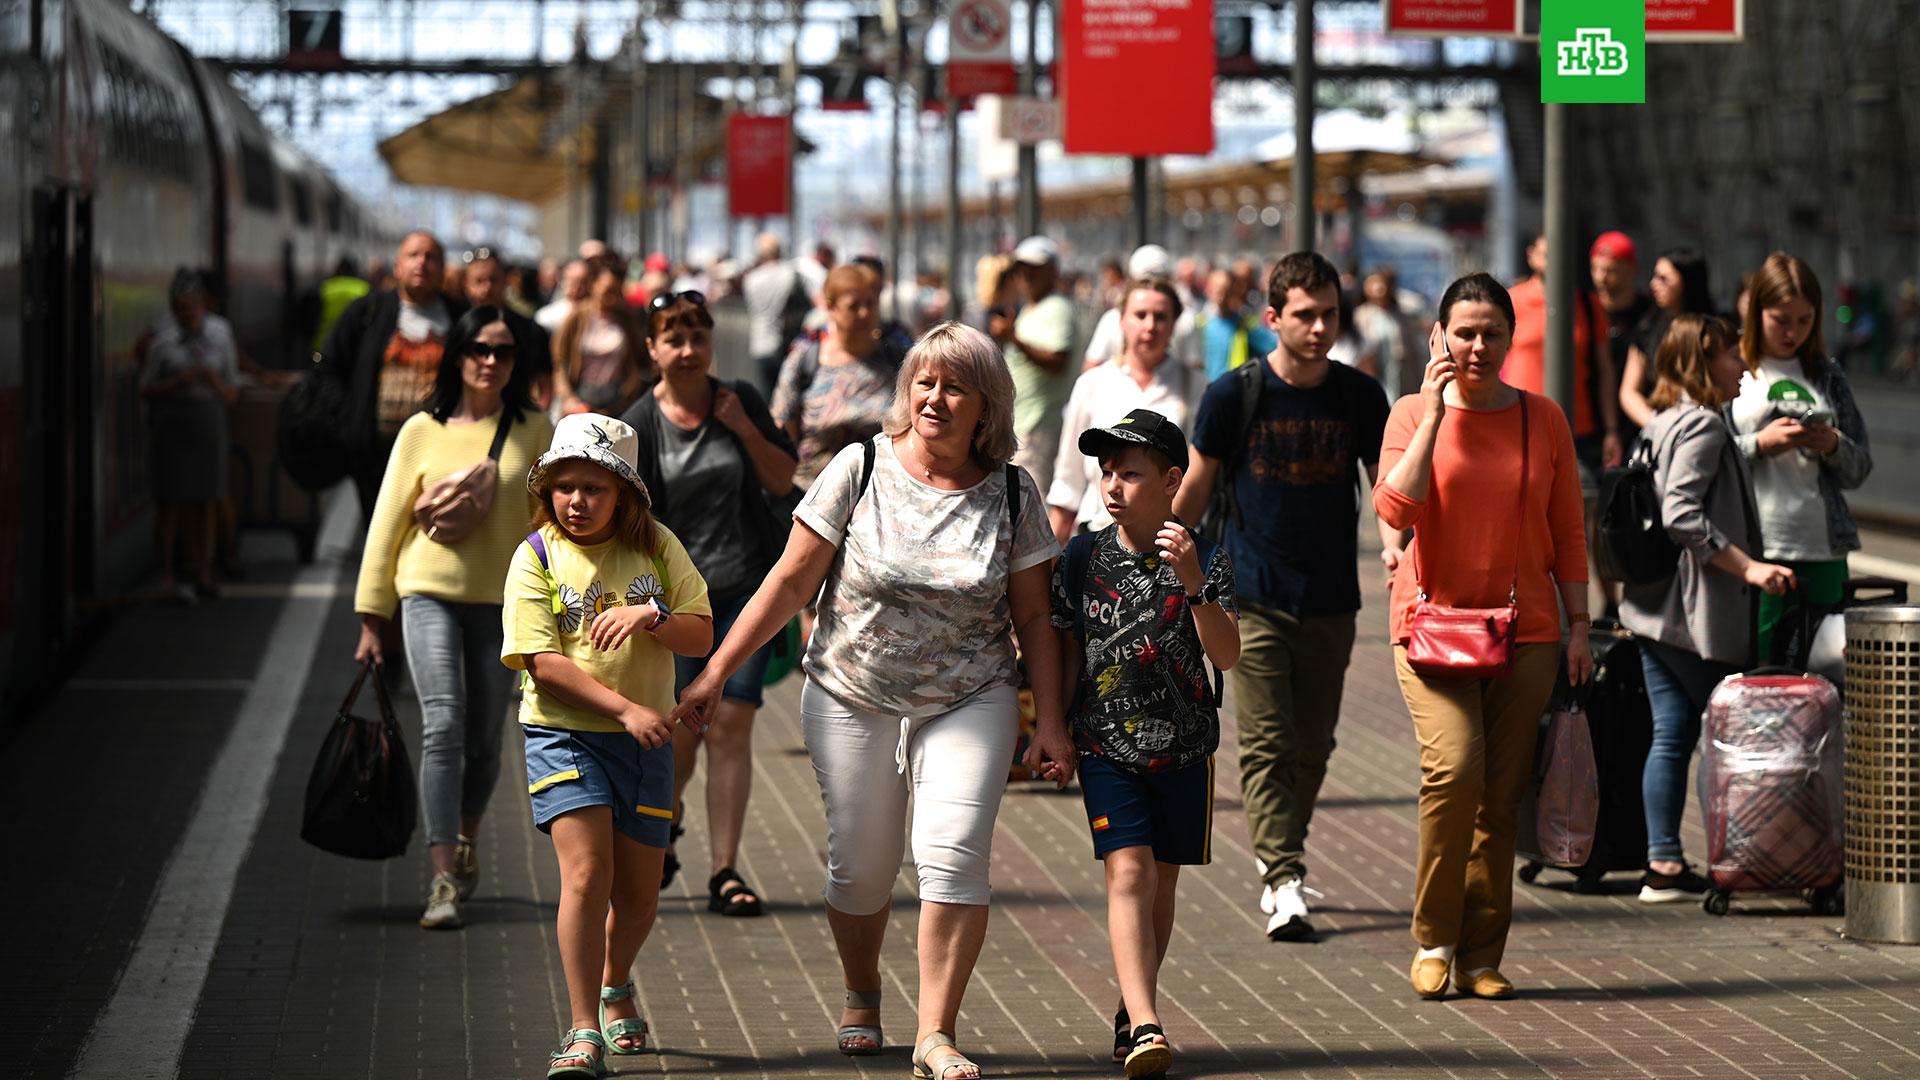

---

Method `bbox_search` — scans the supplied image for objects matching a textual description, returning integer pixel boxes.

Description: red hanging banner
[1383,0,1524,37]
[1645,0,1743,41]
[1060,0,1214,156]
[726,114,791,218]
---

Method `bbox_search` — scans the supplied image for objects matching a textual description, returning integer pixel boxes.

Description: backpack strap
[1004,463,1022,532]
[855,436,878,512]
[1063,532,1097,639]
[1216,358,1266,529]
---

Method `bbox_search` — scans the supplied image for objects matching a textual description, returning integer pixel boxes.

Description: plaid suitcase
[1699,672,1844,914]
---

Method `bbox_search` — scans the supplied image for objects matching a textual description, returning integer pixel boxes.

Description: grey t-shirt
[795,435,1061,719]
[651,416,758,599]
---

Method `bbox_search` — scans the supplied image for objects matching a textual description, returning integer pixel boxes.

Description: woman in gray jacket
[1620,314,1797,904]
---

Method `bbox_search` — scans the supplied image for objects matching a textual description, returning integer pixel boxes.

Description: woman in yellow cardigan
[353,305,555,930]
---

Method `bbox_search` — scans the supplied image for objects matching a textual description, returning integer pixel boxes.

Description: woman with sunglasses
[352,306,554,930]
[620,291,798,916]
[554,266,651,416]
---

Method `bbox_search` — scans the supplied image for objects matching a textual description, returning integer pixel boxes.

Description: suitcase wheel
[1574,865,1608,894]
[1810,886,1845,917]
[1702,889,1730,916]
[1517,862,1543,885]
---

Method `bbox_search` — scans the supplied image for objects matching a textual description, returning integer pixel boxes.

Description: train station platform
[5,493,1920,1080]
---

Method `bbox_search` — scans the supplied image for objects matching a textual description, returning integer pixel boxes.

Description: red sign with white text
[1384,0,1523,37]
[1646,0,1743,41]
[1060,0,1214,156]
[726,115,790,218]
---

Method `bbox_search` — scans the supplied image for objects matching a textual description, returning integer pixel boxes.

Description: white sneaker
[419,872,464,930]
[1265,879,1322,942]
[1256,859,1275,914]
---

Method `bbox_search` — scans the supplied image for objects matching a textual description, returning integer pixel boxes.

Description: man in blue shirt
[1174,252,1390,942]
[1199,268,1278,381]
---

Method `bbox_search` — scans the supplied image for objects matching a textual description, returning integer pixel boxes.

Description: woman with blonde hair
[1619,314,1797,903]
[672,323,1071,1080]
[1725,252,1872,662]
[554,266,650,416]
[772,262,907,489]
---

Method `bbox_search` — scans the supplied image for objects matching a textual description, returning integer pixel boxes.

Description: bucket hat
[528,413,650,506]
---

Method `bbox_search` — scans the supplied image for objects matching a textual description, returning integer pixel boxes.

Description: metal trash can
[1844,606,1920,944]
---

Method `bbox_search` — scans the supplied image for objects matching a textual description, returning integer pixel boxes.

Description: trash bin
[1844,605,1920,944]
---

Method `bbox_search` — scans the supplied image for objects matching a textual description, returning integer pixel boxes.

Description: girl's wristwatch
[646,597,673,634]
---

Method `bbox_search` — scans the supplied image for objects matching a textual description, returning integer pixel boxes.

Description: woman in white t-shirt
[672,323,1071,1080]
[1726,252,1873,662]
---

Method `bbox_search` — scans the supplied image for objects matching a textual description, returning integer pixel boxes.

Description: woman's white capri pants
[801,678,1020,914]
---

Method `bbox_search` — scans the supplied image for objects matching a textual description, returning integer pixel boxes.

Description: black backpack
[1196,360,1264,542]
[1595,435,1681,585]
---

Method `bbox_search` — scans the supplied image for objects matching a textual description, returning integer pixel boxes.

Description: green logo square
[1541,0,1645,104]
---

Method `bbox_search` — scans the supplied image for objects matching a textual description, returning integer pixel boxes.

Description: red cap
[645,252,671,273]
[1589,231,1637,262]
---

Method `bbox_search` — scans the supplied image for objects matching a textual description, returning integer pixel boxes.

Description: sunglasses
[461,246,496,265]
[647,289,707,313]
[466,342,518,363]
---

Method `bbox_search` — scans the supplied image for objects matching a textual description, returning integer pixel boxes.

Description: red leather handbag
[1406,394,1529,680]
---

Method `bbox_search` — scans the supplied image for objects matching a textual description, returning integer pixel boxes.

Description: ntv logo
[1557,28,1630,77]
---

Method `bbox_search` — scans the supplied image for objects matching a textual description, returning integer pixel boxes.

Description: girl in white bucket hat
[502,411,715,1077]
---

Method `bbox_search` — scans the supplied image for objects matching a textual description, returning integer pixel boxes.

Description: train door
[22,186,97,671]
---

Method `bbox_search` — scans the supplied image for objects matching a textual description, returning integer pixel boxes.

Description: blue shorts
[1078,754,1214,865]
[523,725,676,847]
[674,590,773,708]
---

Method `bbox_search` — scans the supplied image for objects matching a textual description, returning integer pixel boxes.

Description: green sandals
[598,982,650,1054]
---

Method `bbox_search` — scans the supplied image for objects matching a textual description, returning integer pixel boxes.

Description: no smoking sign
[950,0,1012,61]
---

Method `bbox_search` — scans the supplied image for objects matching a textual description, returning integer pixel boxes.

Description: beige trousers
[1393,642,1559,972]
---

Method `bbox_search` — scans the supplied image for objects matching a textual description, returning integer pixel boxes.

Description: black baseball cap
[1077,409,1189,471]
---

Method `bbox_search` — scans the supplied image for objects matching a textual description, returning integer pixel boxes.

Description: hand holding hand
[1022,719,1078,789]
[670,673,722,734]
[1155,521,1204,593]
[589,603,657,652]
[620,703,674,749]
[1743,560,1797,596]
[1565,625,1595,686]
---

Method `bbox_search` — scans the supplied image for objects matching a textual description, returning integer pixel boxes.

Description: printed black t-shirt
[1190,359,1389,617]
[1050,526,1237,774]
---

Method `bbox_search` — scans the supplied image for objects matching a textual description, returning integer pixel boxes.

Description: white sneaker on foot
[452,835,479,900]
[1265,879,1322,942]
[420,872,464,930]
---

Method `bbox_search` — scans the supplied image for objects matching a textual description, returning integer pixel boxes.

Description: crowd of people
[306,223,1871,1080]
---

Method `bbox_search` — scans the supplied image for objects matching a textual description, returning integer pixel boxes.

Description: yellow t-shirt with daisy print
[502,522,712,733]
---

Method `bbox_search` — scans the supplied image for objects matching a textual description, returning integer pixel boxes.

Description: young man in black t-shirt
[1051,409,1239,1080]
[1174,251,1391,943]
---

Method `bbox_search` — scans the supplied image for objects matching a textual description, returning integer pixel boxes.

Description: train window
[98,42,195,180]
[325,187,345,233]
[239,138,280,211]
[288,175,313,225]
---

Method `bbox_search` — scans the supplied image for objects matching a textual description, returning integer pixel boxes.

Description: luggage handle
[1845,575,1909,606]
[338,659,399,728]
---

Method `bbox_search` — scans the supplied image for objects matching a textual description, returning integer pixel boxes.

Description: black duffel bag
[277,368,352,491]
[300,660,416,860]
[1595,438,1679,585]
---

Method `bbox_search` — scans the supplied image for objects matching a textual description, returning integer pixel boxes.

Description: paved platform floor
[6,516,1920,1080]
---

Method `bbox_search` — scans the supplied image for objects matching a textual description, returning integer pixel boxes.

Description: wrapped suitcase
[1698,670,1845,916]
[1518,620,1654,891]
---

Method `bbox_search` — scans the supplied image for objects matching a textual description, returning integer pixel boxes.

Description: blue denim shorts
[1078,753,1215,865]
[674,590,774,708]
[523,725,675,847]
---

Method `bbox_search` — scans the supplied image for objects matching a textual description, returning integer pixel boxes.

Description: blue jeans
[401,595,516,846]
[1638,641,1737,864]
[673,591,775,708]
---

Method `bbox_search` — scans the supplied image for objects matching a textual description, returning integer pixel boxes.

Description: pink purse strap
[1412,392,1530,604]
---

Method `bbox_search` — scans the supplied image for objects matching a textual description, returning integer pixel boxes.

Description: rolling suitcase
[1698,669,1844,916]
[1517,619,1654,892]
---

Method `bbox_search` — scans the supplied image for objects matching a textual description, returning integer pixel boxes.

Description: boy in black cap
[1044,408,1240,1079]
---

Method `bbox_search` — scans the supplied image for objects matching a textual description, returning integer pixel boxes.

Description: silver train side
[0,0,388,712]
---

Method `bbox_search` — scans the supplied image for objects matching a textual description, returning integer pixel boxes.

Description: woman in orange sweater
[1374,272,1592,1002]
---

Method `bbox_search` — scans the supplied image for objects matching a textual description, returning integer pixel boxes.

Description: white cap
[1012,236,1059,266]
[529,413,649,505]
[1127,244,1173,279]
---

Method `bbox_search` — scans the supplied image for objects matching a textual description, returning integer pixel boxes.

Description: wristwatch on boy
[1184,580,1221,607]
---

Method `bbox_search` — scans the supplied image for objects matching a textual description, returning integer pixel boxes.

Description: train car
[1,0,385,714]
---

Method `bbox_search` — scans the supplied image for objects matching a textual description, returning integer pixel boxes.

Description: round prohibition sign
[953,0,1010,54]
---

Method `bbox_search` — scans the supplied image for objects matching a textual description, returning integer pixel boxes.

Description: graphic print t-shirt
[377,298,451,435]
[1050,526,1236,774]
[502,523,712,733]
[1190,360,1390,616]
[1729,358,1835,561]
